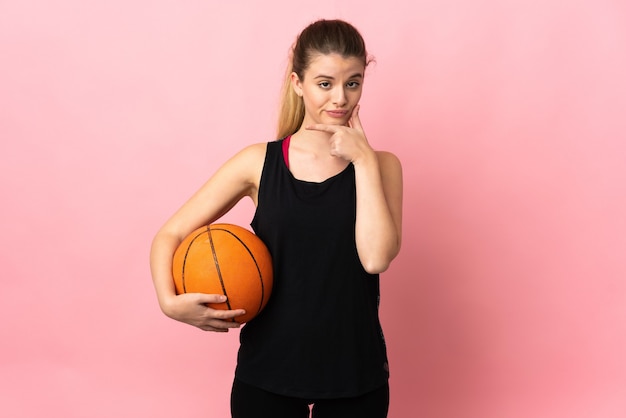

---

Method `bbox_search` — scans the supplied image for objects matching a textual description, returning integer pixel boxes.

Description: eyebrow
[313,73,363,80]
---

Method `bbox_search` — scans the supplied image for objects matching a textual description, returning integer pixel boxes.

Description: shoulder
[213,142,269,187]
[226,142,268,171]
[375,150,402,174]
[374,151,403,193]
[235,142,268,160]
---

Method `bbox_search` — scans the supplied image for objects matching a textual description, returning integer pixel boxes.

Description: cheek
[301,97,319,117]
[350,89,363,102]
[302,89,325,108]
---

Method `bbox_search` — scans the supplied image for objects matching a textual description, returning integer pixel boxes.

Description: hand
[164,293,246,332]
[306,105,374,164]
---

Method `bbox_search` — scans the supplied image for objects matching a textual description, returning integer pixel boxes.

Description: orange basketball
[172,223,273,324]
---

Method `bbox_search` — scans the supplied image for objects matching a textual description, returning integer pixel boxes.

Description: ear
[290,72,303,97]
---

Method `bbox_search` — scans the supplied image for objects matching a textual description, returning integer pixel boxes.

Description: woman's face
[292,53,365,128]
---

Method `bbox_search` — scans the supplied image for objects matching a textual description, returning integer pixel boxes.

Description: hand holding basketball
[164,292,246,332]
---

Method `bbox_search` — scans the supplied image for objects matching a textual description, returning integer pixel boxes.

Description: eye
[346,81,361,89]
[318,81,331,89]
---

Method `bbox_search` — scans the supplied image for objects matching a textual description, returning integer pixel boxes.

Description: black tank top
[235,138,389,399]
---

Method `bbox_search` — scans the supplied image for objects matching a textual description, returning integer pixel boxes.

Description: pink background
[1,1,625,417]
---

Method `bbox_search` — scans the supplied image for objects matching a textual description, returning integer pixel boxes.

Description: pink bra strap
[282,135,291,168]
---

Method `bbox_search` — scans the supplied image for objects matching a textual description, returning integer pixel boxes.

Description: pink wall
[1,1,625,417]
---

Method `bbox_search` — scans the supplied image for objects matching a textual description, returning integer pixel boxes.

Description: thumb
[349,104,364,131]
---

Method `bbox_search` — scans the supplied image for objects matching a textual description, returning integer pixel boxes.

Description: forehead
[305,53,365,77]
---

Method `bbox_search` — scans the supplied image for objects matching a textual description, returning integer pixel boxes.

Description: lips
[326,110,348,118]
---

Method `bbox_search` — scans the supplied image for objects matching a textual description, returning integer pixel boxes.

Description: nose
[332,87,348,107]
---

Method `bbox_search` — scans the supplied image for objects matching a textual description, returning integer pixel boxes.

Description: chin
[323,118,349,126]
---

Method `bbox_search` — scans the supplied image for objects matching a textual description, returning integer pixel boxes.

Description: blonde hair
[276,19,369,139]
[277,61,306,140]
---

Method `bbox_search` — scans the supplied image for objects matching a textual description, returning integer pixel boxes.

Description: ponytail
[276,60,305,139]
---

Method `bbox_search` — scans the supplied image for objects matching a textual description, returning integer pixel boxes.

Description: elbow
[362,260,390,275]
[361,245,401,275]
[357,238,401,275]
[360,250,397,274]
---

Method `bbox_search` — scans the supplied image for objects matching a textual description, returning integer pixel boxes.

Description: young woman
[150,19,403,418]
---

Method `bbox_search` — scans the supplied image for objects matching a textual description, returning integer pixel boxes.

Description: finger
[193,293,228,304]
[348,104,364,131]
[210,318,242,329]
[199,325,228,332]
[212,308,247,321]
[305,124,340,133]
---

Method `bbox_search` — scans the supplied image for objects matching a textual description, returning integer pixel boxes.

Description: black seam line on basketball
[181,227,211,294]
[208,227,232,311]
[211,227,265,315]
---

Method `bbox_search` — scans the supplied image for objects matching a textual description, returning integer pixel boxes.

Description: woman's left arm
[308,105,403,273]
[352,149,403,273]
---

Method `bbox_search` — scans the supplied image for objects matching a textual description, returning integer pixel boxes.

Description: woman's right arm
[149,143,266,332]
